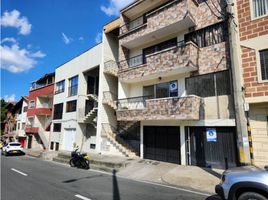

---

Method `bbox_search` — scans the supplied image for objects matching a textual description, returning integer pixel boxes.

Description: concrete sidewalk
[118,159,222,194]
[25,149,221,194]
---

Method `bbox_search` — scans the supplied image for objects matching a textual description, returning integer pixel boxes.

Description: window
[22,123,26,130]
[252,0,268,18]
[260,49,268,80]
[143,80,178,99]
[53,103,63,119]
[29,100,35,108]
[53,123,61,132]
[50,142,54,150]
[68,76,78,96]
[66,100,77,112]
[17,123,20,130]
[55,80,65,94]
[23,106,28,112]
[186,70,231,97]
[55,142,59,151]
[185,22,227,48]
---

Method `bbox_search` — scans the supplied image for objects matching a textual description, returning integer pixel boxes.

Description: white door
[63,128,76,151]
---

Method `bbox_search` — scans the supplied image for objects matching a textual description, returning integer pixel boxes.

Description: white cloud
[0,42,46,73]
[78,36,84,41]
[1,37,17,44]
[1,10,32,35]
[4,94,16,102]
[95,32,102,43]
[62,32,73,44]
[101,0,134,16]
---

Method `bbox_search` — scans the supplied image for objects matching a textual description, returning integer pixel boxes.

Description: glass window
[186,70,231,97]
[55,80,65,94]
[66,100,77,112]
[253,0,268,18]
[260,49,268,80]
[69,76,78,96]
[53,103,63,119]
[50,142,54,150]
[143,85,154,98]
[53,123,61,132]
[55,142,59,151]
[156,82,169,98]
[22,123,26,130]
[169,81,178,97]
[29,100,35,108]
[23,106,28,112]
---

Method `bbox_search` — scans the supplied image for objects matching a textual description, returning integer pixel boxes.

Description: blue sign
[206,128,217,142]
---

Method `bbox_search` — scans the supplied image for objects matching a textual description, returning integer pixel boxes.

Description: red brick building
[25,73,55,150]
[237,0,268,166]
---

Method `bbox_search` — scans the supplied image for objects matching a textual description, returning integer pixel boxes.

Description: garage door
[144,126,181,164]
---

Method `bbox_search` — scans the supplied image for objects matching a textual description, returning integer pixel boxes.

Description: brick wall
[237,0,268,41]
[241,46,268,98]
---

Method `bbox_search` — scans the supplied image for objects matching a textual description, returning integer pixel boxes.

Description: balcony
[116,95,201,121]
[119,0,197,48]
[103,60,118,77]
[25,125,39,134]
[35,108,52,116]
[118,42,199,83]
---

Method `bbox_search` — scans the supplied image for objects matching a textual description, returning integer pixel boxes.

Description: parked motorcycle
[69,148,90,169]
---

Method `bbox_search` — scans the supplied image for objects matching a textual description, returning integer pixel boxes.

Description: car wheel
[4,151,8,156]
[238,192,267,200]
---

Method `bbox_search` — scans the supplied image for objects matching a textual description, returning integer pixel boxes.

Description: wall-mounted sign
[206,128,217,142]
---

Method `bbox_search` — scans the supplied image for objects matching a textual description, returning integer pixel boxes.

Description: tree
[1,99,9,135]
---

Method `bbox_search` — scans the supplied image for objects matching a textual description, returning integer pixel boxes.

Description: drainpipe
[227,0,250,165]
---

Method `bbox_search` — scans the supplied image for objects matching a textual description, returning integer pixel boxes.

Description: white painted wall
[16,99,28,137]
[52,43,102,152]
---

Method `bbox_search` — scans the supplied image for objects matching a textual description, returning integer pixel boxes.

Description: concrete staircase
[87,94,98,102]
[103,60,118,77]
[118,121,138,134]
[53,151,129,172]
[39,131,50,149]
[102,91,117,110]
[83,107,98,123]
[102,124,139,158]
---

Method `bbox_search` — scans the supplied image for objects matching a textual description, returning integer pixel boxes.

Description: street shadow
[201,167,222,179]
[113,169,120,200]
[62,174,104,183]
[205,194,222,200]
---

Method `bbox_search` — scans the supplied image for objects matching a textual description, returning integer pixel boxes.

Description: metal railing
[117,95,152,110]
[120,16,146,35]
[68,85,78,97]
[54,88,64,94]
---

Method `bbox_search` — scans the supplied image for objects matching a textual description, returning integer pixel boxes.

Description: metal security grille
[185,21,227,48]
[185,70,231,97]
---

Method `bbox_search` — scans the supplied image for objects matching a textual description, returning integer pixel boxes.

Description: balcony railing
[68,85,78,97]
[117,95,202,121]
[117,95,153,110]
[120,15,146,35]
[25,125,39,134]
[54,88,64,94]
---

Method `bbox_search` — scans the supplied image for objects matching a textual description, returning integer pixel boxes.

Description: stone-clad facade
[118,42,199,82]
[117,96,201,121]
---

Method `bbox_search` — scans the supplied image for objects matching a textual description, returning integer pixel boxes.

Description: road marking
[11,168,28,176]
[74,194,91,200]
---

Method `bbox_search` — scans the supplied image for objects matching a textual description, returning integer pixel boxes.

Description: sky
[1,0,133,102]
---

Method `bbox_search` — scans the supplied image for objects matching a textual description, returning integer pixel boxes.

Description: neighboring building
[51,44,102,152]
[98,0,239,168]
[13,96,28,147]
[25,73,55,150]
[236,0,268,167]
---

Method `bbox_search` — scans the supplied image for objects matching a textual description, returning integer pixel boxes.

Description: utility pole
[226,0,251,165]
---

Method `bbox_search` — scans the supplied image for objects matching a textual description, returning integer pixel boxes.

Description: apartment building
[25,73,55,150]
[13,96,28,147]
[2,102,16,143]
[235,0,268,166]
[51,44,102,152]
[98,0,239,169]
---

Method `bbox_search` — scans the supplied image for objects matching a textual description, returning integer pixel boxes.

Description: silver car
[216,165,268,200]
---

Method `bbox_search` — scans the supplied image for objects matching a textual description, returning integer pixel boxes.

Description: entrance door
[27,135,32,149]
[144,126,181,164]
[19,137,26,148]
[63,129,76,151]
[189,127,237,168]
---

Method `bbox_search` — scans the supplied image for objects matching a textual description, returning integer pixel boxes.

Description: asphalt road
[1,155,219,200]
